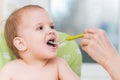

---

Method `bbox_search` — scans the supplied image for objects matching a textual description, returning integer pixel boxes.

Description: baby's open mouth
[47,39,57,47]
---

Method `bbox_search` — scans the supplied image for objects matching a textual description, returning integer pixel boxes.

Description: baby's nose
[47,28,56,35]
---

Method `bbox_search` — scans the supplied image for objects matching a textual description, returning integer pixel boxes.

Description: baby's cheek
[56,32,59,40]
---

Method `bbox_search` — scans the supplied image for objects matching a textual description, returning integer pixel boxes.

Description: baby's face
[17,8,59,59]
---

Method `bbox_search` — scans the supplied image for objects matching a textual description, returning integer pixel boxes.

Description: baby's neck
[20,57,50,68]
[19,52,50,68]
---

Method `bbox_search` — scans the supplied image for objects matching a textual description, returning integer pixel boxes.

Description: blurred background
[0,0,119,80]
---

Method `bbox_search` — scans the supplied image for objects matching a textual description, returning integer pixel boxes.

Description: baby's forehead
[18,6,44,15]
[16,6,45,21]
[10,5,45,22]
[16,6,47,25]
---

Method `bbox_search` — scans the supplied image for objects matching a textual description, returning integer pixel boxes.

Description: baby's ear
[13,37,27,51]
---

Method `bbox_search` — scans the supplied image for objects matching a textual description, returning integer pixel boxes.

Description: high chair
[0,31,82,77]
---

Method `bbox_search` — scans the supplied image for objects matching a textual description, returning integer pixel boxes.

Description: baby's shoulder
[0,59,22,71]
[55,57,66,62]
[53,57,68,66]
[0,59,20,77]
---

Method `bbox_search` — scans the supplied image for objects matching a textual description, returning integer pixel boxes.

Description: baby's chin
[45,52,57,59]
[48,52,57,58]
[46,44,58,53]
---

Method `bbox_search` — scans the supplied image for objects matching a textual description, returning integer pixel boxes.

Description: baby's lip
[46,37,58,47]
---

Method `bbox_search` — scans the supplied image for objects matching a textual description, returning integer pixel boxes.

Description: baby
[0,5,79,80]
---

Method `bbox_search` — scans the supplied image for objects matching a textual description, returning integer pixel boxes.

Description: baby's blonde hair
[4,5,44,58]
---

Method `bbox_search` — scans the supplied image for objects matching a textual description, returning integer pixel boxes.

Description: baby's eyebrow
[50,22,54,26]
[32,22,42,28]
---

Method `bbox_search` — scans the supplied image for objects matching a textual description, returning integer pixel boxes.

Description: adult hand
[80,28,118,66]
[80,28,120,80]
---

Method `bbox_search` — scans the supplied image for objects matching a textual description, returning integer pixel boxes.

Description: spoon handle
[66,33,84,41]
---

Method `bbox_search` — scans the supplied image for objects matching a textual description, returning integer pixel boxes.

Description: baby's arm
[0,63,12,80]
[57,58,80,80]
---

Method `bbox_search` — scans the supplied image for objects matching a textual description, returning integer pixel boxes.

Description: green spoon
[49,33,84,45]
[66,33,84,41]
